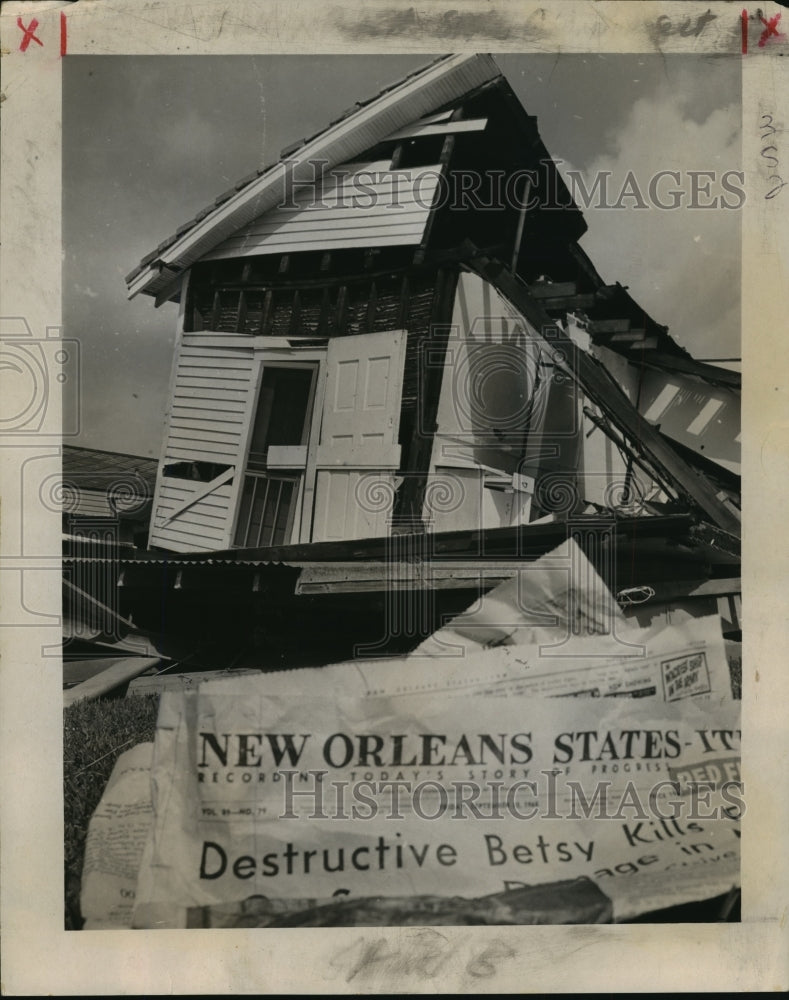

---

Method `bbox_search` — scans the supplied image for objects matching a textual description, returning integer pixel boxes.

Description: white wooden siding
[150,480,234,553]
[203,161,442,260]
[163,344,256,465]
[149,333,259,551]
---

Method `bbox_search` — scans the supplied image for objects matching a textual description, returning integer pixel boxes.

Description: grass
[63,694,159,930]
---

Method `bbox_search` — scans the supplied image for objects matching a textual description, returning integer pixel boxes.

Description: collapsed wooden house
[65,53,742,675]
[123,54,739,556]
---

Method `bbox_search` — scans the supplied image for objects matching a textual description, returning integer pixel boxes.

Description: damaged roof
[125,53,502,300]
[63,445,158,491]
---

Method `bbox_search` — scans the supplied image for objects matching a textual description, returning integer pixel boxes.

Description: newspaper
[200,613,734,704]
[412,538,630,655]
[79,742,155,929]
[132,688,741,927]
[200,541,735,704]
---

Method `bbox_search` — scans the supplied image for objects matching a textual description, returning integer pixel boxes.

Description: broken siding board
[168,421,243,440]
[172,387,251,403]
[383,118,488,140]
[203,163,442,261]
[182,333,259,348]
[176,356,257,370]
[214,227,429,255]
[170,408,246,424]
[174,386,257,404]
[209,231,430,260]
[235,205,432,234]
[152,511,228,539]
[157,495,233,516]
[154,508,229,531]
[174,376,256,390]
[165,444,239,463]
[148,528,225,552]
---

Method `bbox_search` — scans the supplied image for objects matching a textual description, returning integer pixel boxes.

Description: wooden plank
[217,221,429,250]
[64,657,163,707]
[178,354,256,368]
[610,330,646,342]
[179,352,255,366]
[158,496,232,516]
[182,332,256,346]
[176,374,254,390]
[588,318,631,335]
[539,294,597,311]
[296,561,515,594]
[173,386,250,402]
[414,132,456,266]
[393,267,458,523]
[207,233,427,261]
[238,205,432,233]
[464,251,742,536]
[166,436,239,455]
[151,520,226,543]
[382,118,488,141]
[155,507,230,530]
[175,376,257,390]
[170,406,245,423]
[157,502,232,521]
[151,514,228,538]
[203,163,441,261]
[168,426,242,444]
[165,444,238,463]
[528,281,577,299]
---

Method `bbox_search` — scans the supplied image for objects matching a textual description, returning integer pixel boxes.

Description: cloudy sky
[64,54,741,457]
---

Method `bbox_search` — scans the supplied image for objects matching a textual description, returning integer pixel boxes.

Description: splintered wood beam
[611,330,646,342]
[587,318,631,335]
[528,281,578,299]
[538,294,597,312]
[463,249,742,536]
[392,267,458,524]
[414,131,456,265]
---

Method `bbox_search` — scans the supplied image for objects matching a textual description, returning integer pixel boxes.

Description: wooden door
[311,330,407,541]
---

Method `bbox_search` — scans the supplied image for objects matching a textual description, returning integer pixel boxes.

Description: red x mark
[17,17,43,52]
[759,11,782,47]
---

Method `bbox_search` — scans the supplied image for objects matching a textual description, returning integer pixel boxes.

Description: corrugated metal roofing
[126,54,502,299]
